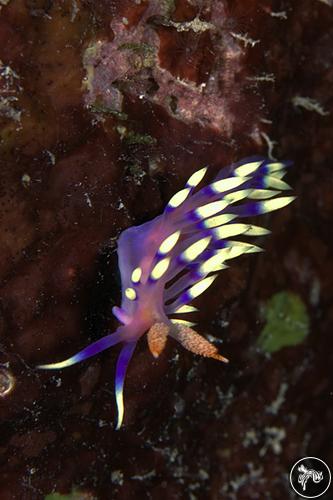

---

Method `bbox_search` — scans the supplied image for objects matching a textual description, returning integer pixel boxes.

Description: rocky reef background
[0,1,332,499]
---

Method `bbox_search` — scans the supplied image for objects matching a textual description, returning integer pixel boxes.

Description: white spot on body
[181,236,211,262]
[188,275,217,299]
[186,167,207,187]
[210,176,249,194]
[213,223,251,239]
[245,225,271,236]
[131,267,142,283]
[125,287,136,300]
[158,230,181,255]
[195,200,228,219]
[264,176,291,190]
[150,257,171,280]
[174,305,198,313]
[199,253,228,276]
[260,196,296,214]
[234,161,262,177]
[168,187,191,209]
[224,189,252,203]
[171,319,196,327]
[203,213,237,228]
[248,189,281,200]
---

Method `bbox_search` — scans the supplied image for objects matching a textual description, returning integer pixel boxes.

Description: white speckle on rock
[174,395,185,416]
[317,0,333,6]
[111,469,124,485]
[131,469,156,481]
[170,16,215,34]
[270,11,288,19]
[259,426,286,456]
[84,192,93,208]
[230,32,260,48]
[198,469,209,481]
[46,150,56,165]
[247,73,275,83]
[261,131,278,161]
[266,382,288,415]
[309,277,321,306]
[55,377,62,387]
[243,429,259,448]
[292,95,330,116]
[21,173,31,188]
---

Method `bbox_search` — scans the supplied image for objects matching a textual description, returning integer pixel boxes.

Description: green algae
[116,125,156,145]
[118,43,156,69]
[257,291,310,353]
[45,490,94,500]
[118,42,155,53]
[124,130,156,145]
[89,102,128,120]
[45,493,78,500]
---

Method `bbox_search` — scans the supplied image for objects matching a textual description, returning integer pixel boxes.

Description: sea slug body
[38,157,295,429]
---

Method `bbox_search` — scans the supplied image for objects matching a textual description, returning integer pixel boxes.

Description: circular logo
[289,457,331,498]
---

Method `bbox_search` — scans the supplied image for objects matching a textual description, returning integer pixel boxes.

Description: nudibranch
[38,157,295,429]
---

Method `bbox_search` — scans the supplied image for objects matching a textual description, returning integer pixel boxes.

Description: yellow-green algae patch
[45,490,95,500]
[257,291,310,353]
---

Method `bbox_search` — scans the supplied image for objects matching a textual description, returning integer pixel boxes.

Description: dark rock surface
[0,1,332,499]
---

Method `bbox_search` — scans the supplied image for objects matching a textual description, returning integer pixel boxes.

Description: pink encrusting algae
[38,157,295,429]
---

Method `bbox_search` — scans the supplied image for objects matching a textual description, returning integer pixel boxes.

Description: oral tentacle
[112,306,131,325]
[37,329,123,370]
[115,341,137,430]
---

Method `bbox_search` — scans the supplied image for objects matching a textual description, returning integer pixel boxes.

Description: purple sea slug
[38,157,294,429]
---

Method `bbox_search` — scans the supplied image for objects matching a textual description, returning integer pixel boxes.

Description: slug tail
[115,341,137,430]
